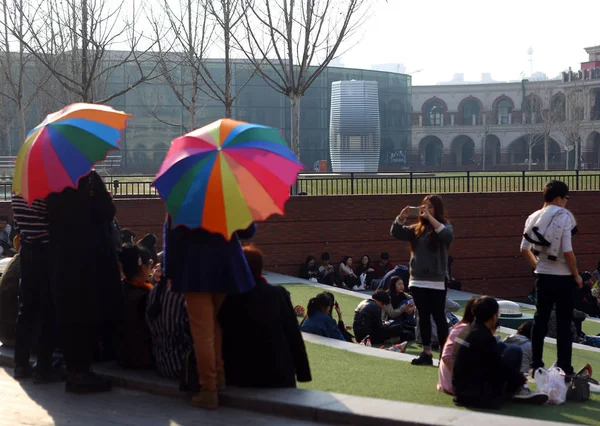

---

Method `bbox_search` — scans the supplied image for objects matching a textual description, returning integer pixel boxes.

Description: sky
[95,0,598,86]
[340,0,599,85]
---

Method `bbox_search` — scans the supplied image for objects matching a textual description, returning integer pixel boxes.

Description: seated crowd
[299,251,397,291]
[0,175,311,411]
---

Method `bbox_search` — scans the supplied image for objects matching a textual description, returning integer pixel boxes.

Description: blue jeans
[497,342,524,393]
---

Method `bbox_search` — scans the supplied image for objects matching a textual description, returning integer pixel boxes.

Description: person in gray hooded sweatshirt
[504,321,533,373]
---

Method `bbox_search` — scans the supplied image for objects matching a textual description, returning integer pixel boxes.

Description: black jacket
[452,322,525,409]
[219,277,311,388]
[353,299,383,343]
[0,254,20,345]
[117,281,154,369]
[46,171,123,326]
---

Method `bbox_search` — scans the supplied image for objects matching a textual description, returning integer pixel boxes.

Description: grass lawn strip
[284,284,600,425]
[282,284,600,365]
[299,341,600,426]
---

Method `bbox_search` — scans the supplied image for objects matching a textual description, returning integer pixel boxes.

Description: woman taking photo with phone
[390,195,454,366]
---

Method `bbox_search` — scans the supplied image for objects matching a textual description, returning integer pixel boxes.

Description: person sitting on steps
[338,256,361,290]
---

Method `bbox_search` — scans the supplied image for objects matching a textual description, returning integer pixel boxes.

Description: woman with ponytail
[391,194,454,366]
[300,293,345,341]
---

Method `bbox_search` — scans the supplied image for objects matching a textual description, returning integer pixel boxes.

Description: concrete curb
[0,345,568,426]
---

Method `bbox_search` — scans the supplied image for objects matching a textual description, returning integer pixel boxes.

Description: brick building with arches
[410,45,600,170]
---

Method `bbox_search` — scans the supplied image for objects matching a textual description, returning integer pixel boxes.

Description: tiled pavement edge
[0,345,572,426]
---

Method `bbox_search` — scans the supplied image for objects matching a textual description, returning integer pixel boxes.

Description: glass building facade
[6,59,411,172]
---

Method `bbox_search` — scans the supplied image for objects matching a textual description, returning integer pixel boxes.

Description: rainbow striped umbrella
[13,103,131,203]
[152,119,303,239]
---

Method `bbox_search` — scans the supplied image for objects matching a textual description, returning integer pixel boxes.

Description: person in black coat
[452,297,547,408]
[47,171,123,393]
[352,290,411,345]
[219,244,311,388]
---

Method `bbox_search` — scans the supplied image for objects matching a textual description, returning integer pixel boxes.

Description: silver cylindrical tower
[329,80,381,172]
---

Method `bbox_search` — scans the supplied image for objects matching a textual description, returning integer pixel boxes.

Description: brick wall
[2,191,598,299]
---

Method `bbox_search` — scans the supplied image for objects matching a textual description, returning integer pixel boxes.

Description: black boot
[411,351,433,366]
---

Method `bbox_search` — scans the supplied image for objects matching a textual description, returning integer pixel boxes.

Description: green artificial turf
[299,342,600,425]
[284,284,600,425]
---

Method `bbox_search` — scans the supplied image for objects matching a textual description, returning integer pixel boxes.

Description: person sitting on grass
[321,291,354,342]
[317,252,336,286]
[353,290,412,345]
[382,276,415,327]
[376,264,409,291]
[300,293,346,341]
[338,256,361,290]
[298,255,319,282]
[220,244,311,388]
[503,320,533,374]
[437,296,478,394]
[452,296,548,408]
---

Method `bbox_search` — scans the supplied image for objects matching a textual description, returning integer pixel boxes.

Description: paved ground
[0,368,329,426]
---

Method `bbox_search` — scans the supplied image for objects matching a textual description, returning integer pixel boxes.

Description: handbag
[567,376,591,402]
[179,349,200,393]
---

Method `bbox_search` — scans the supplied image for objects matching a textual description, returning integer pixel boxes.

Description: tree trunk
[544,134,549,171]
[565,146,569,170]
[481,136,486,171]
[224,6,232,119]
[18,102,26,148]
[528,144,533,171]
[575,137,580,170]
[290,94,301,157]
[81,0,90,102]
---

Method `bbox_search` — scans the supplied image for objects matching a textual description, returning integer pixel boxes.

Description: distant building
[371,63,406,74]
[410,45,600,171]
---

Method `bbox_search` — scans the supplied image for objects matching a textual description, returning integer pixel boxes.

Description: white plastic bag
[534,367,567,405]
[309,277,318,283]
[360,273,367,287]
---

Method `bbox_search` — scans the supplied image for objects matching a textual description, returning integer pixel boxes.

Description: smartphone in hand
[407,206,421,219]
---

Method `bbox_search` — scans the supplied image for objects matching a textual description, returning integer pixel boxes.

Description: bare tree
[12,0,158,104]
[238,0,369,156]
[477,94,498,171]
[147,0,211,131]
[203,0,255,118]
[520,92,545,171]
[559,85,588,170]
[539,87,562,170]
[0,0,54,148]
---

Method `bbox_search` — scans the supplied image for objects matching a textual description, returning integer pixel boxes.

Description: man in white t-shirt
[520,180,582,378]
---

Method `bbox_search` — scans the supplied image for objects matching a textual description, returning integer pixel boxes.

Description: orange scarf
[128,279,154,292]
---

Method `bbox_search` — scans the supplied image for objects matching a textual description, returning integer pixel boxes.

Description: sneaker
[65,372,112,394]
[13,365,33,380]
[512,387,549,404]
[411,351,433,366]
[34,369,67,384]
[191,389,219,410]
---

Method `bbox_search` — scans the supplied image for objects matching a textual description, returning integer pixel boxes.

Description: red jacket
[374,261,394,278]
